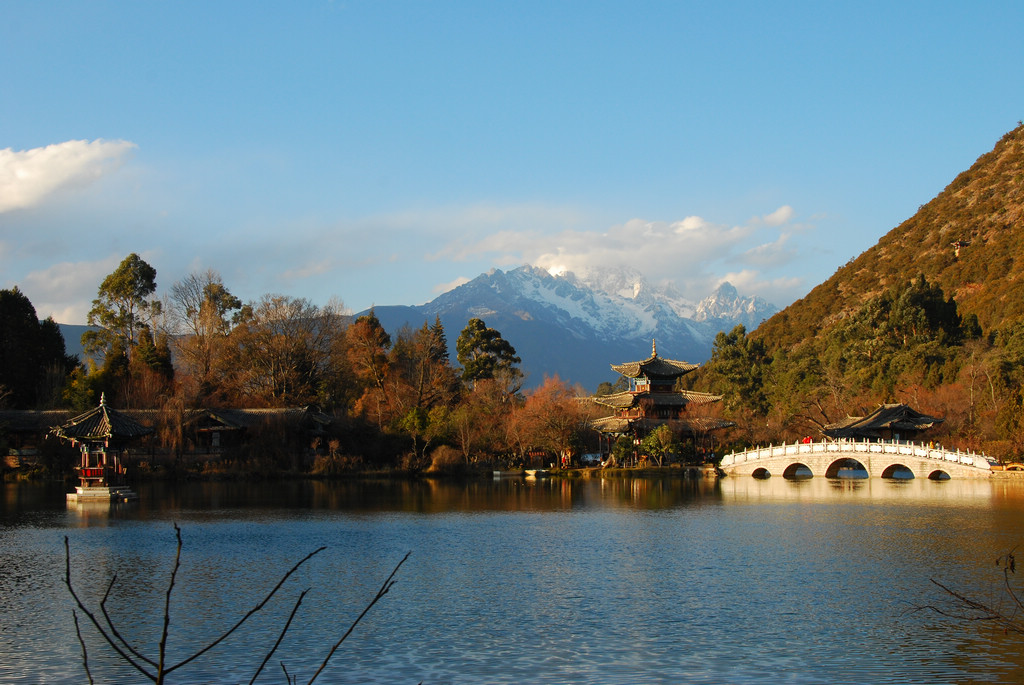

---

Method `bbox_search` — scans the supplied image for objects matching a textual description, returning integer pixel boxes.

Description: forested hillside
[688,124,1024,461]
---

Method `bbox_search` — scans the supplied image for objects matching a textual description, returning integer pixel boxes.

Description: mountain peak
[695,281,778,329]
[368,264,778,390]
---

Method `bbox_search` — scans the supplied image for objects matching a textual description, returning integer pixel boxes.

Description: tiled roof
[823,403,943,439]
[50,396,153,443]
[611,355,698,379]
[0,410,72,433]
[592,390,722,410]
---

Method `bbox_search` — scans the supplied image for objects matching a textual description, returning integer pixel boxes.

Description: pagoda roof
[50,394,153,444]
[593,390,723,410]
[823,403,943,440]
[610,341,698,379]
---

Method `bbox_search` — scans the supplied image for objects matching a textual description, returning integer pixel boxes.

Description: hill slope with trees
[688,123,1024,460]
[756,123,1024,348]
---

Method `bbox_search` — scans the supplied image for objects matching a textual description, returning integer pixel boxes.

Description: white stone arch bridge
[720,439,996,479]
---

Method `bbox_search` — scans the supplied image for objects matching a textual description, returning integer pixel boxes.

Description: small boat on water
[524,469,549,479]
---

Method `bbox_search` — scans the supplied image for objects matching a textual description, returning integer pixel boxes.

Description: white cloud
[759,205,794,226]
[0,139,136,213]
[432,276,471,295]
[18,255,124,323]
[743,232,795,265]
[417,203,814,304]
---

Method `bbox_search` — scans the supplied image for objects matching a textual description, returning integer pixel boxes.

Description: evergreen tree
[455,318,522,392]
[82,253,161,367]
[0,287,74,408]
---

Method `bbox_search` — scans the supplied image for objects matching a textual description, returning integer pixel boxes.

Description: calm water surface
[3,476,1024,684]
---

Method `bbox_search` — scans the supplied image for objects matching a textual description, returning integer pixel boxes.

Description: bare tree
[65,523,408,684]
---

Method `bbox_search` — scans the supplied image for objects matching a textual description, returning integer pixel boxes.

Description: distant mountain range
[54,267,777,393]
[366,265,777,391]
[58,324,94,362]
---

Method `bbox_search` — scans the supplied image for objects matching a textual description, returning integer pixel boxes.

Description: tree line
[1,254,598,471]
[684,273,1024,461]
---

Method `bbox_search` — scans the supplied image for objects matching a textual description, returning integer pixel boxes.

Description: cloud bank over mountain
[430,205,808,306]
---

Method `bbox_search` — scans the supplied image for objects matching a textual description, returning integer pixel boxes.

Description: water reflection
[719,473,998,503]
[53,477,727,517]
[6,477,1024,684]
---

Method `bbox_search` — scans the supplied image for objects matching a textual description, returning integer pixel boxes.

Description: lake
[3,475,1024,684]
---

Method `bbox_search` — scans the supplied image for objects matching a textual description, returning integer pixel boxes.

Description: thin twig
[157,523,185,682]
[64,537,157,681]
[72,609,95,685]
[99,572,157,669]
[162,544,327,676]
[906,570,1024,636]
[249,589,310,685]
[307,552,410,685]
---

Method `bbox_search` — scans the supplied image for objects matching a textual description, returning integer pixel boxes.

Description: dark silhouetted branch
[65,524,408,683]
[306,551,410,685]
[910,548,1024,636]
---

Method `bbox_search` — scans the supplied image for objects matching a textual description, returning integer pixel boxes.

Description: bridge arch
[783,463,813,479]
[751,467,771,479]
[880,463,915,479]
[825,458,868,479]
[719,439,995,479]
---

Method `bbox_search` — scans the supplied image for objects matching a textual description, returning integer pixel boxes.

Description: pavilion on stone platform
[51,393,153,503]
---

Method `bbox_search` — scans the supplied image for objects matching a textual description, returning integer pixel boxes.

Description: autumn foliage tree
[346,310,393,427]
[512,376,594,466]
[224,295,345,406]
[168,269,242,401]
[387,319,460,460]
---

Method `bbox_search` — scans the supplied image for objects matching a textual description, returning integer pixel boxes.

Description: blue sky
[2,1,1022,324]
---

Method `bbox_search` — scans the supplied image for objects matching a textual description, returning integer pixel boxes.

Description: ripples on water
[3,477,1024,683]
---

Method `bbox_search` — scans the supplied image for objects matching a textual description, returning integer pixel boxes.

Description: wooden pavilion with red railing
[51,393,153,503]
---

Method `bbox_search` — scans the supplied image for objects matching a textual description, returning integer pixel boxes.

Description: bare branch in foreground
[249,588,310,685]
[306,551,411,685]
[909,548,1024,636]
[72,610,95,685]
[66,524,408,683]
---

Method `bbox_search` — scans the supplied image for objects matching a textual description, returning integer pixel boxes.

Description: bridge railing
[720,438,996,471]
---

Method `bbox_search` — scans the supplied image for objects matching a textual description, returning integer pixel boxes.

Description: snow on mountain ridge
[478,265,769,342]
[694,282,779,329]
[367,264,778,390]
[569,265,698,319]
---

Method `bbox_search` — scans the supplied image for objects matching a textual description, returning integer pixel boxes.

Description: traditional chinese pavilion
[51,394,153,503]
[823,403,944,442]
[591,341,734,464]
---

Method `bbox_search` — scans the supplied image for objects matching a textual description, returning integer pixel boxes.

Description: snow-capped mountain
[366,265,777,391]
[694,281,777,331]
